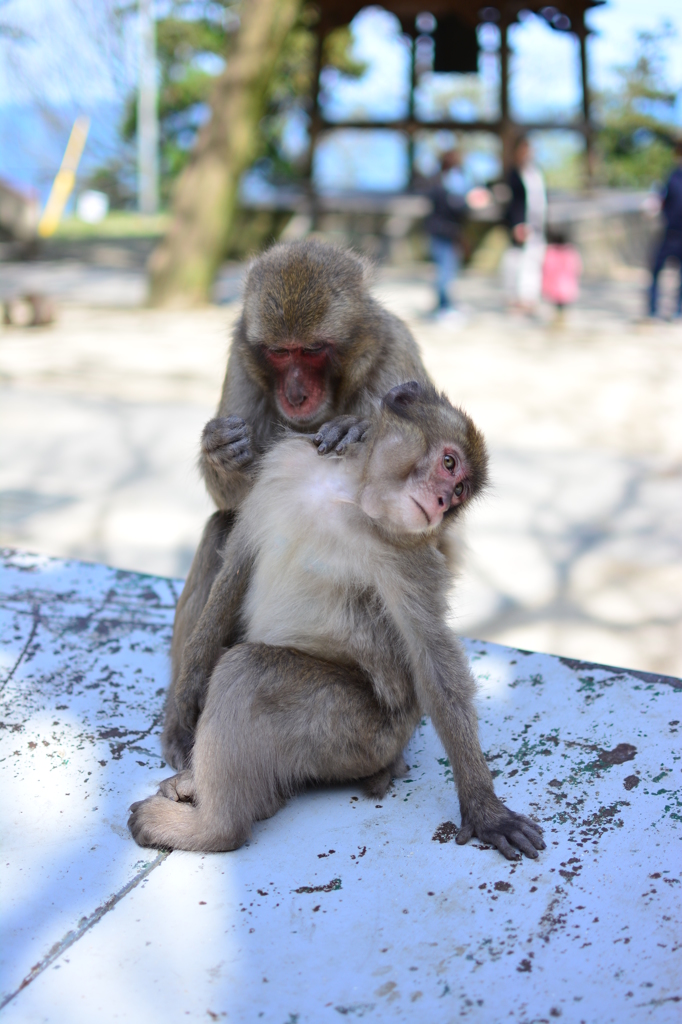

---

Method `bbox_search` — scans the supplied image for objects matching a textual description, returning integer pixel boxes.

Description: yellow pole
[38,116,90,238]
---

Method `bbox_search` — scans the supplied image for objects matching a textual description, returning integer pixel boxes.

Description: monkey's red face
[263,342,334,424]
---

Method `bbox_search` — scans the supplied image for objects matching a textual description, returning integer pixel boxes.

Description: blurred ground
[1,260,681,677]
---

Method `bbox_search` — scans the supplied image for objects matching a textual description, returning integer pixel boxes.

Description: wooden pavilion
[310,0,606,179]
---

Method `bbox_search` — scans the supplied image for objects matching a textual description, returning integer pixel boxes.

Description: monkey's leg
[162,510,235,770]
[131,644,419,853]
[362,753,410,799]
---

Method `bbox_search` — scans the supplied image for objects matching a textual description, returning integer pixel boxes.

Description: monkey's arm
[173,535,255,733]
[312,311,432,458]
[313,415,371,455]
[201,416,256,509]
[200,349,273,509]
[422,633,544,859]
[390,573,545,861]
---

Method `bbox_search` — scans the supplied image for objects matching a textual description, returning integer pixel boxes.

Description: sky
[588,0,682,92]
[0,0,681,196]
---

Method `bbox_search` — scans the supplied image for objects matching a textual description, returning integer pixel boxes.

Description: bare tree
[148,0,301,307]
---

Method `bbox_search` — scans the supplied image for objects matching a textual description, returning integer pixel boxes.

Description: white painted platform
[0,549,679,1023]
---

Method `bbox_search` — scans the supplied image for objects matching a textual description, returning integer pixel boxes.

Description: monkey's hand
[202,416,253,472]
[456,796,545,861]
[313,416,371,455]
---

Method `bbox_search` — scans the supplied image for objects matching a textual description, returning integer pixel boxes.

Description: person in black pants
[649,140,682,319]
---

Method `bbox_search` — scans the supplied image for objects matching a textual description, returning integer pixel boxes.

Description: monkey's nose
[286,376,308,407]
[437,486,454,509]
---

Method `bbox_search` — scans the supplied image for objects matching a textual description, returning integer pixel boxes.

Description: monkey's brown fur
[164,240,431,769]
[131,383,545,860]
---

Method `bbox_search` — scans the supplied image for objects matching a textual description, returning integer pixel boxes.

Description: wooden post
[499,10,513,173]
[407,24,417,186]
[303,25,325,229]
[306,27,325,183]
[578,20,594,187]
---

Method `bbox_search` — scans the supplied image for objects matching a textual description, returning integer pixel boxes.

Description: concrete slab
[0,551,177,1004]
[1,550,680,1022]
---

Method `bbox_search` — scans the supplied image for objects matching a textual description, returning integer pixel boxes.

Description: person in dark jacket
[423,149,468,317]
[649,140,682,319]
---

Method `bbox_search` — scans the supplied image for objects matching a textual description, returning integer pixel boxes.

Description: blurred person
[648,139,682,320]
[542,228,582,325]
[422,149,468,321]
[503,136,547,315]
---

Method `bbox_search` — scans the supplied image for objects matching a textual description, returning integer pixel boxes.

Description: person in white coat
[503,136,547,314]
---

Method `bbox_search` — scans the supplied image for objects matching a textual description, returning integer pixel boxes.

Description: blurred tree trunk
[148,0,302,307]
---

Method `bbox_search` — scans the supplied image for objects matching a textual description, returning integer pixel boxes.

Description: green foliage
[596,24,680,188]
[121,0,236,202]
[84,161,136,210]
[115,1,366,202]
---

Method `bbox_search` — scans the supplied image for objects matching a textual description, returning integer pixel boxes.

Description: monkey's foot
[314,416,370,454]
[128,794,248,852]
[128,794,179,849]
[202,416,253,470]
[363,767,392,799]
[457,799,545,860]
[362,754,410,798]
[158,770,195,803]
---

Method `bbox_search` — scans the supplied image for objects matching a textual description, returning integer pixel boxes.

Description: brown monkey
[131,382,545,861]
[164,239,431,769]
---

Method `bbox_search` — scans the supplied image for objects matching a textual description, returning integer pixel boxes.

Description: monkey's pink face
[264,342,333,424]
[360,437,471,535]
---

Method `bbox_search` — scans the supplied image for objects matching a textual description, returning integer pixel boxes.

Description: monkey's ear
[383,381,422,415]
[358,253,376,287]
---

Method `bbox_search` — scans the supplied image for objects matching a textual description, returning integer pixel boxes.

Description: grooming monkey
[164,239,431,769]
[130,382,545,860]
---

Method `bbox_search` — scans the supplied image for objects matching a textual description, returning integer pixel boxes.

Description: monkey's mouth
[411,497,431,525]
[277,381,328,422]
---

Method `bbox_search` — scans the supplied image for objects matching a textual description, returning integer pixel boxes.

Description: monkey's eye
[454,482,464,497]
[443,454,456,473]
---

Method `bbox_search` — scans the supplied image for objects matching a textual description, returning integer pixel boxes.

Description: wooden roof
[316,0,605,31]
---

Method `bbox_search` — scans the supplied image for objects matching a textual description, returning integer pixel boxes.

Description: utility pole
[137,0,159,214]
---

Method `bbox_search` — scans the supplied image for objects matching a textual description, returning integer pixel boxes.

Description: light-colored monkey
[131,382,545,860]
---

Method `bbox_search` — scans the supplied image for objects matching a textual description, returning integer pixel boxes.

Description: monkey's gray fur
[130,382,545,860]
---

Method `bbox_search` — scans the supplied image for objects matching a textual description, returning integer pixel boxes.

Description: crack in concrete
[0,850,170,1010]
[0,601,41,693]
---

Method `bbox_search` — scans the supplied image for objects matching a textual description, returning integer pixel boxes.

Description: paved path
[1,551,679,1023]
[0,264,681,676]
